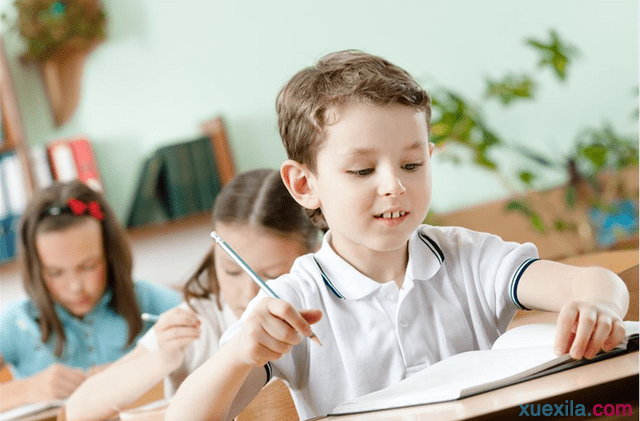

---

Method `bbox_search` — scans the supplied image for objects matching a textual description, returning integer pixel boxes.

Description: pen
[141,313,160,322]
[210,231,322,346]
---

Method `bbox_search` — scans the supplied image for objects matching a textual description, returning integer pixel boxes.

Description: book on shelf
[329,321,639,416]
[127,136,222,227]
[68,136,103,191]
[0,152,28,262]
[48,140,77,182]
[30,144,54,190]
[47,136,102,191]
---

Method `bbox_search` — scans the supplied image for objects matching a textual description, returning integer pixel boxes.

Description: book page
[0,399,65,421]
[331,345,560,415]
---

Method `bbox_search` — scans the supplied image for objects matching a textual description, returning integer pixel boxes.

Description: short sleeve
[0,302,22,366]
[467,230,539,330]
[134,280,181,315]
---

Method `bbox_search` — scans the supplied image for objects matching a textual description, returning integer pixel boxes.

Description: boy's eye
[347,168,374,177]
[225,270,243,276]
[46,270,63,278]
[403,162,423,171]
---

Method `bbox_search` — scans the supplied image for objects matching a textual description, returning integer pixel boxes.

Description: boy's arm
[165,338,266,421]
[165,297,322,421]
[517,260,629,359]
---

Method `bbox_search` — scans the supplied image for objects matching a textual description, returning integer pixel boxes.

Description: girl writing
[0,180,180,409]
[65,168,320,421]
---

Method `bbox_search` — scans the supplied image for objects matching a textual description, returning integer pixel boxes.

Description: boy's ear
[281,160,321,211]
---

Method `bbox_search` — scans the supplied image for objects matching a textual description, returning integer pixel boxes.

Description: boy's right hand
[31,363,87,400]
[153,307,202,371]
[231,297,322,367]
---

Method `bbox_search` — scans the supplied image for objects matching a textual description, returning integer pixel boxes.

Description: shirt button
[398,318,408,328]
[385,293,395,301]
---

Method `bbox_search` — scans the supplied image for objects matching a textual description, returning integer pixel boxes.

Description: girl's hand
[554,301,627,360]
[230,297,322,367]
[31,363,87,400]
[153,307,202,371]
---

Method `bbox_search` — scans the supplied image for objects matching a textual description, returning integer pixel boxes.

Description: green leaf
[579,144,607,169]
[530,214,547,233]
[518,170,535,186]
[526,30,579,81]
[564,185,577,208]
[485,75,535,105]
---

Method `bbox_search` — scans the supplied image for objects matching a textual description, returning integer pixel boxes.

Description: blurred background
[0,0,638,301]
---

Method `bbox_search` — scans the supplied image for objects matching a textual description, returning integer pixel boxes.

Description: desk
[319,351,638,421]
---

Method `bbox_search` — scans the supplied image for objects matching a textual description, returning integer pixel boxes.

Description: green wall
[1,0,638,221]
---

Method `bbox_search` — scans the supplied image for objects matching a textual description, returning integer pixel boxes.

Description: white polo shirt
[220,225,538,420]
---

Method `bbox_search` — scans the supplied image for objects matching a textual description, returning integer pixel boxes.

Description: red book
[68,137,103,192]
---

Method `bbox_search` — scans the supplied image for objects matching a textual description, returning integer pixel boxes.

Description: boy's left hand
[554,301,627,359]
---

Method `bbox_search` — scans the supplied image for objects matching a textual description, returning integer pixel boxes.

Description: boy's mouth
[374,211,408,220]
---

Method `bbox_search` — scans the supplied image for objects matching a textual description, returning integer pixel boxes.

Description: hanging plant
[4,0,107,62]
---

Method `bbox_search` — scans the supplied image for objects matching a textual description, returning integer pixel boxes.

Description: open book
[331,321,639,416]
[0,399,65,421]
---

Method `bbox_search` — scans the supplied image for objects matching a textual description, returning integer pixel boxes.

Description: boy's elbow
[584,266,630,318]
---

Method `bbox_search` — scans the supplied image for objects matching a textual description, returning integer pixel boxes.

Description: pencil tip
[310,333,323,346]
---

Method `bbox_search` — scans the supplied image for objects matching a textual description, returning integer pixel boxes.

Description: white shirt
[220,225,539,420]
[138,296,237,397]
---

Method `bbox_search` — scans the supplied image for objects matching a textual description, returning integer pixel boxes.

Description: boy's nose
[378,170,406,197]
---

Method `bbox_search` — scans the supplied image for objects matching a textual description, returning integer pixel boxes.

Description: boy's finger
[262,315,302,346]
[570,310,598,359]
[602,319,627,351]
[583,318,612,359]
[554,307,578,355]
[267,300,314,339]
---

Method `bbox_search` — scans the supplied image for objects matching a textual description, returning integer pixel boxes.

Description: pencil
[210,231,322,346]
[141,313,160,322]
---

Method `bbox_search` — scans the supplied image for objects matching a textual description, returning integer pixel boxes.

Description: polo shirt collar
[314,227,445,300]
[406,226,445,282]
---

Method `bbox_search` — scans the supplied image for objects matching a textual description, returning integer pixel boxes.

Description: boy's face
[308,103,434,258]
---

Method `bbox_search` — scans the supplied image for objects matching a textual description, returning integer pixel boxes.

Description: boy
[166,50,629,421]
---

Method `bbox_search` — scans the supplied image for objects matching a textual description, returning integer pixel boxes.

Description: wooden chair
[237,378,299,421]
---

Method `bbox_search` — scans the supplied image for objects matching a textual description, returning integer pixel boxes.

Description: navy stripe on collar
[418,232,445,264]
[314,257,345,300]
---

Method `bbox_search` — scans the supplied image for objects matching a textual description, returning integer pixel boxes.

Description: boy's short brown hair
[276,49,432,228]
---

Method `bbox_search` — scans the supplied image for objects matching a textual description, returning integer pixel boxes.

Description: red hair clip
[68,198,105,221]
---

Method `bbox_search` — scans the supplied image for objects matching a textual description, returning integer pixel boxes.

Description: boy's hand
[554,301,627,360]
[231,297,322,367]
[154,307,202,371]
[31,363,87,400]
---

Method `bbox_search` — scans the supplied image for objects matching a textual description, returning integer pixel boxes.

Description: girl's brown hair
[182,169,319,309]
[276,49,432,229]
[18,180,140,357]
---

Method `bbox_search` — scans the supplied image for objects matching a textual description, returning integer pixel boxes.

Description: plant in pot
[1,0,107,126]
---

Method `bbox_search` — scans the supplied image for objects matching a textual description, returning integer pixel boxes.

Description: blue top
[0,280,180,378]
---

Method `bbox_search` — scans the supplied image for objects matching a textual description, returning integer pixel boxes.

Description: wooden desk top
[319,351,638,421]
